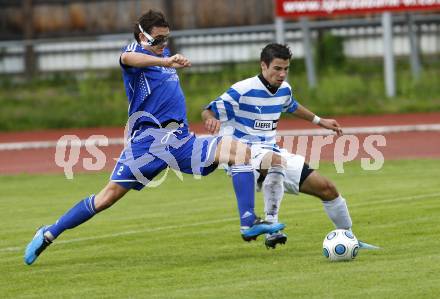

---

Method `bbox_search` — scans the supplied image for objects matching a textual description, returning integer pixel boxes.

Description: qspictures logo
[54,114,387,185]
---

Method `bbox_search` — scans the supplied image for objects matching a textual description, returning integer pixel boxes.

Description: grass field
[1,160,440,298]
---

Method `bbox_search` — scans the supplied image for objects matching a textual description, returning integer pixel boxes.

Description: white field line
[0,137,124,151]
[1,124,440,151]
[1,191,439,253]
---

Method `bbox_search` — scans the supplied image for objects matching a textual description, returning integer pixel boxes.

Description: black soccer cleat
[265,231,288,249]
[242,235,258,242]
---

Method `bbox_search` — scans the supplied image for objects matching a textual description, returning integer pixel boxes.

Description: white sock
[263,166,285,223]
[44,231,55,242]
[322,195,352,229]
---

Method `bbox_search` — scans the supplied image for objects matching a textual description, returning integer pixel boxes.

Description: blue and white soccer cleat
[265,231,288,249]
[241,218,285,242]
[358,240,380,250]
[24,226,52,265]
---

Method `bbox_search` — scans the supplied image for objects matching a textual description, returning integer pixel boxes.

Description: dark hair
[260,43,292,66]
[134,10,169,43]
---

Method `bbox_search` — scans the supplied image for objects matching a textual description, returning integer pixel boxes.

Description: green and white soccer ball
[322,229,359,261]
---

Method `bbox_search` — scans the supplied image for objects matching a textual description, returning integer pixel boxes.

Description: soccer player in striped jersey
[203,43,377,250]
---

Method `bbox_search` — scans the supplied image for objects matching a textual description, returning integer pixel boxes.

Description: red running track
[0,112,439,175]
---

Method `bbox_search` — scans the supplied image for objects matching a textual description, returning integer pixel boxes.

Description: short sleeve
[119,42,142,72]
[282,87,299,113]
[205,87,240,121]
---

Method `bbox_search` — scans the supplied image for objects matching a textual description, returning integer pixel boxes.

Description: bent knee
[261,152,286,170]
[244,147,251,164]
[320,180,339,200]
[271,154,286,168]
[232,140,251,165]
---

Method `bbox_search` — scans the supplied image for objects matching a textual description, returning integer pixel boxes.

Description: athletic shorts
[250,144,308,195]
[110,126,220,190]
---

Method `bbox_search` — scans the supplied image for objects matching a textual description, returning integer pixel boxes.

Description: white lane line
[278,123,440,136]
[0,137,124,151]
[1,192,439,253]
[1,124,440,151]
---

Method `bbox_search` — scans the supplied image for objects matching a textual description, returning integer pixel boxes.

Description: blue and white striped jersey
[207,76,298,145]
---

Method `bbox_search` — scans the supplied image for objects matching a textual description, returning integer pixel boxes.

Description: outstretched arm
[292,103,343,135]
[120,52,191,69]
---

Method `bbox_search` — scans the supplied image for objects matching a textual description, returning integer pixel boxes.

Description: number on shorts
[117,165,124,176]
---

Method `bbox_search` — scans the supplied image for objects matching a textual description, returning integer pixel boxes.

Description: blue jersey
[120,42,188,131]
[112,42,222,191]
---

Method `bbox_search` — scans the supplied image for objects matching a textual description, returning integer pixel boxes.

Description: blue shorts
[110,126,220,190]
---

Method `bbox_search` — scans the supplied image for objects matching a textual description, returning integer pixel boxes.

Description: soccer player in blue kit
[24,10,284,265]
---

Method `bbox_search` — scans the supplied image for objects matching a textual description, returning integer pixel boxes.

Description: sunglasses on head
[138,24,169,47]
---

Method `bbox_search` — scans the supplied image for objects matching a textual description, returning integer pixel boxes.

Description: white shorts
[224,144,305,195]
[250,144,305,195]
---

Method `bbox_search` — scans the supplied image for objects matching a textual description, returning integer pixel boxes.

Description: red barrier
[275,0,440,18]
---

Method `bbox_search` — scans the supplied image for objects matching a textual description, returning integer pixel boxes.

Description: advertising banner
[275,0,440,17]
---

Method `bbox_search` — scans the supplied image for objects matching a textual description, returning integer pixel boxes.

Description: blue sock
[45,195,97,240]
[231,165,256,229]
